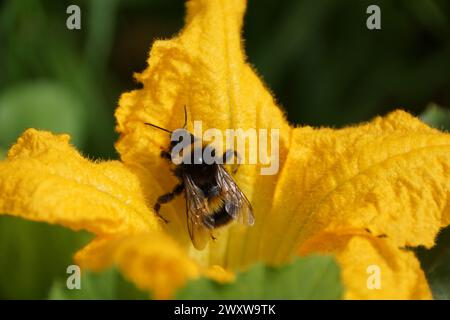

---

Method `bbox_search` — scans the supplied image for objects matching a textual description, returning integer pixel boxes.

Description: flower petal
[299,233,432,299]
[0,129,158,235]
[263,110,450,264]
[75,233,233,299]
[115,0,291,268]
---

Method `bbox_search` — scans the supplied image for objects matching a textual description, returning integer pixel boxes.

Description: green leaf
[420,103,450,297]
[0,81,88,150]
[421,104,450,131]
[84,0,119,75]
[48,267,148,300]
[177,255,343,299]
[0,216,91,299]
[416,226,450,300]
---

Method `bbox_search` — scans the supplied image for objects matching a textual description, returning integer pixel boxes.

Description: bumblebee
[145,107,254,250]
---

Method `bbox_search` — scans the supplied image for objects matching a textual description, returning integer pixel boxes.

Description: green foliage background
[0,0,449,299]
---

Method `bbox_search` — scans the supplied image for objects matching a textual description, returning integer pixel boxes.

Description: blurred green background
[0,0,449,299]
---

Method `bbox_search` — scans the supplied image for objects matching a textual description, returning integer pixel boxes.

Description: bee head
[180,143,215,166]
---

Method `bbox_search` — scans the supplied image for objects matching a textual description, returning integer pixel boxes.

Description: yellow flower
[0,0,449,299]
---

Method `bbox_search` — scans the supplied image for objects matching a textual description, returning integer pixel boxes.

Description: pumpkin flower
[0,0,449,300]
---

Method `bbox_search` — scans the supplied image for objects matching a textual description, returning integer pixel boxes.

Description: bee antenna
[145,105,187,133]
[144,122,173,134]
[182,105,188,129]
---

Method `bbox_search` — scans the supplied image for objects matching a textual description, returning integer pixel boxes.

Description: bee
[145,107,255,250]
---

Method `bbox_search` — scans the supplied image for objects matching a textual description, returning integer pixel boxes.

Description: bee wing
[216,165,255,226]
[183,174,212,250]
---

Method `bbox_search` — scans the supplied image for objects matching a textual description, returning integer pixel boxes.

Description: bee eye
[192,147,205,164]
[183,149,203,164]
[194,155,203,164]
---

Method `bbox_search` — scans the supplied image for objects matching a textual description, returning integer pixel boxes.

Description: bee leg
[154,183,184,223]
[223,149,241,174]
